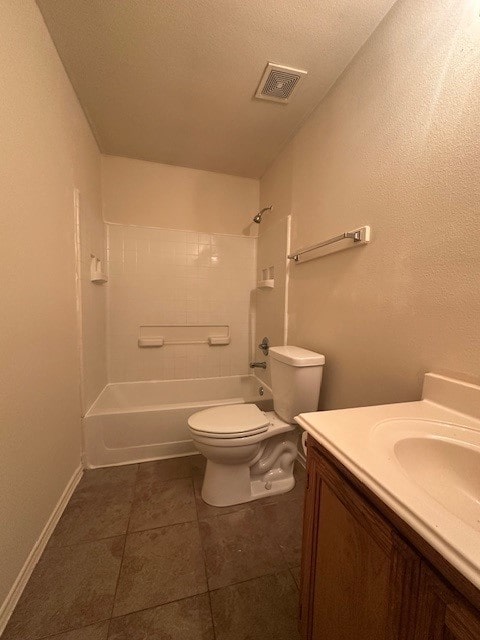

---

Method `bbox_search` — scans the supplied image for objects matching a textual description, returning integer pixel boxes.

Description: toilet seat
[188,404,270,439]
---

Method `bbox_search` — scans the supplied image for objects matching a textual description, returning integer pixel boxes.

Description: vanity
[296,373,480,640]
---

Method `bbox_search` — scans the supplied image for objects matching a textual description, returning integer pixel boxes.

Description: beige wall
[101,155,259,235]
[253,216,290,388]
[260,0,480,410]
[77,192,107,412]
[0,0,102,617]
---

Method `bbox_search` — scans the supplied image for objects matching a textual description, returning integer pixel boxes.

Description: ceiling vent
[255,63,307,104]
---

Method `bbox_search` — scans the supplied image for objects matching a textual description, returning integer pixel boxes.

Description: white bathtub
[84,375,273,468]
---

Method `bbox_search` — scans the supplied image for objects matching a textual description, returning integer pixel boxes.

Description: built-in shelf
[90,255,108,284]
[257,265,274,289]
[257,279,274,289]
[138,324,230,347]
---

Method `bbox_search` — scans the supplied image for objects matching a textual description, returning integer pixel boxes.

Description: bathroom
[1,0,480,638]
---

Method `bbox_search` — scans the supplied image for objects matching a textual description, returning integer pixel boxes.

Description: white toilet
[188,346,325,506]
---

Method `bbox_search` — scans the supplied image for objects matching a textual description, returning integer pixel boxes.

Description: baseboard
[0,464,83,635]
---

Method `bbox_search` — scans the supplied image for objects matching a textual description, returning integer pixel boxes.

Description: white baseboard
[0,465,83,635]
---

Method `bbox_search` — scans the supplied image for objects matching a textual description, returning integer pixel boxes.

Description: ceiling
[37,0,396,178]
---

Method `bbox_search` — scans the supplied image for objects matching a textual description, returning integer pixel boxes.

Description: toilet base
[250,475,295,500]
[200,430,298,507]
[201,463,296,507]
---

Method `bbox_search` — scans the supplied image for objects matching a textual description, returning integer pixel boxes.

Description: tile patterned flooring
[3,455,304,640]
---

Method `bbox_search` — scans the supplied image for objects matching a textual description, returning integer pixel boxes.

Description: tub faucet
[250,361,267,369]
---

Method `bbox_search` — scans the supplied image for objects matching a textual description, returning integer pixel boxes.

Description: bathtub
[83,375,273,468]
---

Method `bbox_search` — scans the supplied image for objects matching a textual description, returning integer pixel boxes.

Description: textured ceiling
[36,0,397,178]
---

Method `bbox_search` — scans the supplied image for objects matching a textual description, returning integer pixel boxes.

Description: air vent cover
[255,63,307,104]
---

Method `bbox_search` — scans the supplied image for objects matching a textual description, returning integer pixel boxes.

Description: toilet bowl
[188,345,325,507]
[189,406,298,506]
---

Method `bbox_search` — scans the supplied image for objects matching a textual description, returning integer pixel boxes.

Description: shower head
[253,205,273,224]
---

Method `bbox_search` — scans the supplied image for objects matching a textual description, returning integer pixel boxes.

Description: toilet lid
[188,404,270,438]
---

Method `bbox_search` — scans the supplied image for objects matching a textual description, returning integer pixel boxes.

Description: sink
[372,419,480,534]
[394,437,480,533]
[296,374,480,588]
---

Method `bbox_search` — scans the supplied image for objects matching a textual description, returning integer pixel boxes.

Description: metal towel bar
[288,225,370,262]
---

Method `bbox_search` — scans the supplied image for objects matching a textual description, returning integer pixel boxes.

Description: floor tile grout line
[193,471,227,639]
[195,467,305,593]
[20,569,296,640]
[196,493,303,523]
[106,534,128,636]
[200,497,302,591]
[72,466,140,493]
[128,515,198,535]
[273,498,302,568]
[208,567,297,594]
[3,468,140,640]
[201,507,292,591]
[206,562,290,593]
[47,530,132,551]
[28,617,111,640]
[8,459,303,639]
[206,590,218,640]
[107,572,295,637]
[270,518,301,571]
[289,566,301,591]
[30,590,216,640]
[48,465,140,550]
[108,466,207,631]
[191,475,212,606]
[126,460,204,533]
[52,508,201,552]
[127,471,199,534]
[127,516,202,539]
[191,475,201,523]
[106,463,140,634]
[108,589,210,622]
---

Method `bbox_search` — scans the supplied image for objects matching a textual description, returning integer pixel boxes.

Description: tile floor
[3,455,305,640]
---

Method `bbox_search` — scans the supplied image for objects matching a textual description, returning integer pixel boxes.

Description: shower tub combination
[84,375,273,468]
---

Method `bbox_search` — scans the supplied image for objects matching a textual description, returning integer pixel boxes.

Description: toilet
[188,346,325,506]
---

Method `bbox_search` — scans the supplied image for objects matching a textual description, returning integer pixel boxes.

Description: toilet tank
[269,346,325,423]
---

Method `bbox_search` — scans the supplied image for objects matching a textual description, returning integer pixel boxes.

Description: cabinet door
[299,441,323,639]
[300,440,420,640]
[415,566,480,640]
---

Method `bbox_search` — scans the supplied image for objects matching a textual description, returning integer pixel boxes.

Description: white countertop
[295,373,480,591]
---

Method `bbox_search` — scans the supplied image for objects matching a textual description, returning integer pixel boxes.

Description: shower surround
[106,223,257,383]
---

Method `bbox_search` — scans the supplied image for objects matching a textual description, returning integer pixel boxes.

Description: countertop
[295,373,480,591]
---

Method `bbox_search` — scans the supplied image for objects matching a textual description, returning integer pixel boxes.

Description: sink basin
[373,419,480,534]
[394,437,480,532]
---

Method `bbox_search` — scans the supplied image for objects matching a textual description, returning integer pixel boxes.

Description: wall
[0,0,103,620]
[260,0,480,410]
[101,155,259,235]
[253,216,290,388]
[76,192,107,411]
[106,223,256,382]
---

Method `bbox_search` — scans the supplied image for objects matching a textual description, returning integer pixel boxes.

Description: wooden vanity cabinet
[299,440,420,640]
[300,437,480,640]
[414,566,480,640]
